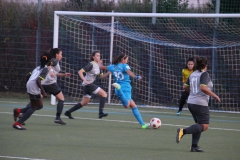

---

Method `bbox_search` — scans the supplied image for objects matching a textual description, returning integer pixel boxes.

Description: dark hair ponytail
[49,48,62,58]
[195,57,208,72]
[113,53,128,64]
[40,53,52,69]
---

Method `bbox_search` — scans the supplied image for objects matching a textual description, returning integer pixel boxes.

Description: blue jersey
[107,63,131,84]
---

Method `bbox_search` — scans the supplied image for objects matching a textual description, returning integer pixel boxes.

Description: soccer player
[176,57,195,115]
[176,56,221,152]
[14,48,71,125]
[64,50,108,119]
[12,53,52,130]
[98,53,149,129]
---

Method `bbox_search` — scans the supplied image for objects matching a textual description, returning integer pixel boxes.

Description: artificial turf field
[0,97,240,160]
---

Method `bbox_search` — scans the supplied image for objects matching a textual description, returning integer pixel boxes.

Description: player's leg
[13,94,42,130]
[112,83,129,107]
[95,88,108,118]
[54,91,66,124]
[177,91,189,115]
[65,96,90,119]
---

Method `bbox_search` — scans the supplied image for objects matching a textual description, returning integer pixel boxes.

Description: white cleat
[112,83,121,90]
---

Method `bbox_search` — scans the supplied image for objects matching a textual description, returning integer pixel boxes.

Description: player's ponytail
[195,56,208,72]
[113,53,128,64]
[40,53,52,69]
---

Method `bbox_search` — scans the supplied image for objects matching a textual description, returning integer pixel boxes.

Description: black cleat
[54,119,66,125]
[13,122,26,130]
[98,113,108,119]
[190,146,204,152]
[64,111,74,119]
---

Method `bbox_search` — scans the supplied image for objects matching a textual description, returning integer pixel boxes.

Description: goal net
[53,12,240,113]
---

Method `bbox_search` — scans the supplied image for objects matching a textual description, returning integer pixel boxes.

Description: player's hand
[65,73,71,77]
[42,93,47,98]
[135,75,142,80]
[84,80,90,84]
[214,95,221,102]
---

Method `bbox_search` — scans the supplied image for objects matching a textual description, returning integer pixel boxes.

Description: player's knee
[202,124,209,131]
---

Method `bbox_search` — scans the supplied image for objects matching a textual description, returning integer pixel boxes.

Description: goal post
[52,11,240,113]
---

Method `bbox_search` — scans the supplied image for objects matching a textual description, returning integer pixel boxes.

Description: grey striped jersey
[82,61,100,86]
[26,66,49,95]
[185,70,213,106]
[41,58,60,85]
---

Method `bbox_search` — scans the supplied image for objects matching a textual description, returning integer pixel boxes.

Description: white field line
[0,155,50,160]
[1,112,240,132]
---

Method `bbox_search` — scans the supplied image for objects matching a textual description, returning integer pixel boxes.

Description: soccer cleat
[98,113,108,119]
[176,128,184,143]
[64,111,74,119]
[112,83,121,90]
[141,123,150,129]
[13,108,21,122]
[54,119,66,125]
[176,111,182,115]
[13,122,26,130]
[190,146,204,152]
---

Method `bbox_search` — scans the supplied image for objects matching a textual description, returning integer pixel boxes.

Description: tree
[212,0,240,13]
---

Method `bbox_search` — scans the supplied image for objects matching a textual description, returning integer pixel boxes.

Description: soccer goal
[52,11,240,113]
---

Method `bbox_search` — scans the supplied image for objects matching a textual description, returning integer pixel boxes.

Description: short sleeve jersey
[41,58,60,85]
[27,66,49,95]
[185,70,213,106]
[82,61,100,86]
[182,68,193,83]
[107,63,131,84]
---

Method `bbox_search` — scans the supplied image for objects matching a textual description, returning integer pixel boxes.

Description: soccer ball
[150,118,161,129]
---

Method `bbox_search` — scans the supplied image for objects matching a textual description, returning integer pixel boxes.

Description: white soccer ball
[150,118,161,129]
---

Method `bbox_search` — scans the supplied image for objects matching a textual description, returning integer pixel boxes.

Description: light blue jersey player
[99,53,149,129]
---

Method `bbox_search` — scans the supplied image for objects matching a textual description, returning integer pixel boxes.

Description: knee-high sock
[132,107,144,125]
[18,107,36,124]
[99,97,107,114]
[56,100,64,118]
[184,124,203,134]
[67,103,82,113]
[192,132,202,146]
[117,89,128,107]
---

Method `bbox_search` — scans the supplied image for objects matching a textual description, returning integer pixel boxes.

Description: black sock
[185,124,203,134]
[99,97,107,114]
[191,144,198,147]
[67,103,82,113]
[56,100,64,118]
[18,107,36,124]
[192,132,202,146]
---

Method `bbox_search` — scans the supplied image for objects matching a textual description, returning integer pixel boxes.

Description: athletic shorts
[83,83,100,98]
[115,83,132,101]
[28,93,41,100]
[187,103,210,124]
[42,83,61,96]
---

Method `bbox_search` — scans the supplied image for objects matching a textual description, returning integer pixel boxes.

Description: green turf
[0,98,240,160]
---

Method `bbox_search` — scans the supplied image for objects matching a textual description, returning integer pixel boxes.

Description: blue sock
[132,107,144,125]
[116,89,129,107]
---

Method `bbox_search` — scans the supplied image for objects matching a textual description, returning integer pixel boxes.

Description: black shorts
[187,103,210,124]
[83,84,100,98]
[42,83,61,96]
[28,93,41,100]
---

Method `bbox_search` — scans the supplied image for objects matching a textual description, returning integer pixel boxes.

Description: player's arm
[183,78,190,92]
[78,63,93,84]
[36,77,47,97]
[200,72,221,102]
[26,72,31,84]
[98,60,108,70]
[126,70,142,80]
[100,71,111,79]
[57,72,71,77]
